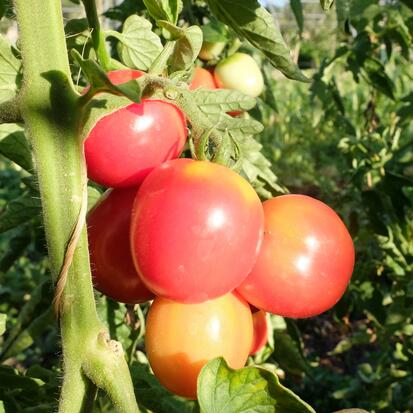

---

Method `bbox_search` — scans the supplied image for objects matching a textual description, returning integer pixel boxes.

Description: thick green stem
[82,0,112,70]
[14,1,138,412]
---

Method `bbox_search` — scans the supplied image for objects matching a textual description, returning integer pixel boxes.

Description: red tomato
[84,69,187,188]
[130,158,264,303]
[238,195,355,318]
[87,187,154,304]
[250,309,268,355]
[189,67,217,90]
[145,293,253,399]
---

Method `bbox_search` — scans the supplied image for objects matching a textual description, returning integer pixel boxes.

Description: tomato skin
[189,67,217,90]
[214,53,264,98]
[145,293,253,399]
[130,158,264,303]
[87,188,154,304]
[84,69,187,188]
[199,41,226,61]
[237,195,355,318]
[250,309,268,355]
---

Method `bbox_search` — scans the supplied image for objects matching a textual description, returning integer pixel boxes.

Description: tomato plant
[238,195,355,318]
[214,52,264,97]
[130,158,264,303]
[87,187,153,304]
[85,70,188,188]
[145,293,253,399]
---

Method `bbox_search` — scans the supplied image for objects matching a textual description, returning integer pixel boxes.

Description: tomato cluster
[85,57,354,400]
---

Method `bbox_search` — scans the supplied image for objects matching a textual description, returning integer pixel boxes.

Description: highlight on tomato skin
[87,187,154,304]
[145,293,253,399]
[84,69,188,188]
[237,194,355,318]
[249,309,268,355]
[130,158,265,304]
[189,67,217,90]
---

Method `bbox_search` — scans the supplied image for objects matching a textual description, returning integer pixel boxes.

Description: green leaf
[202,19,230,43]
[193,89,257,119]
[290,0,304,33]
[205,0,308,82]
[0,366,43,392]
[87,186,103,212]
[320,0,334,11]
[167,25,203,71]
[107,15,163,71]
[332,410,370,413]
[72,50,141,103]
[198,358,316,413]
[0,35,20,103]
[0,193,41,233]
[0,230,31,272]
[0,131,33,172]
[362,58,395,100]
[335,0,350,32]
[143,0,183,24]
[0,314,5,336]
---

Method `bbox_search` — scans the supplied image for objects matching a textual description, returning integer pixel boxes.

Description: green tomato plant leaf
[320,0,335,11]
[161,24,203,71]
[290,0,304,33]
[192,89,257,120]
[0,314,6,336]
[0,35,20,103]
[107,15,163,71]
[0,192,41,233]
[198,357,316,413]
[0,130,33,172]
[205,0,308,82]
[143,0,183,24]
[202,18,230,43]
[71,49,141,103]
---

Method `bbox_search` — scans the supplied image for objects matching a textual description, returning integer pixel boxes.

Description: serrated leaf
[0,35,20,103]
[205,0,308,82]
[170,25,203,71]
[143,0,183,24]
[198,358,316,413]
[193,89,256,118]
[0,193,41,233]
[108,15,163,71]
[320,0,334,11]
[0,131,33,172]
[0,314,6,336]
[290,0,304,33]
[72,50,141,103]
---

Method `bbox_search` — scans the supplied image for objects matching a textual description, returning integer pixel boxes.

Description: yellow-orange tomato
[189,67,217,90]
[145,293,253,399]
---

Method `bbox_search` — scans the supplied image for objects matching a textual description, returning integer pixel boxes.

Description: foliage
[0,0,412,412]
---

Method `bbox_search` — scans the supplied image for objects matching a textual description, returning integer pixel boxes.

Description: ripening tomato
[189,67,217,90]
[87,187,154,304]
[214,53,264,98]
[145,293,253,399]
[130,158,264,303]
[237,195,355,318]
[199,41,226,61]
[84,69,187,188]
[249,309,268,355]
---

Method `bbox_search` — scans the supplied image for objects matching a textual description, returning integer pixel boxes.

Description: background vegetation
[1,0,412,412]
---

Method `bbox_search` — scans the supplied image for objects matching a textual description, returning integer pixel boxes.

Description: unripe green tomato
[214,52,264,98]
[199,41,226,61]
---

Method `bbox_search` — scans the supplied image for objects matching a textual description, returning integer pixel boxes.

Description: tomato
[145,293,253,399]
[237,195,355,318]
[84,69,187,188]
[130,158,264,303]
[87,187,153,304]
[189,67,217,90]
[199,41,226,61]
[214,53,264,98]
[249,309,268,355]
